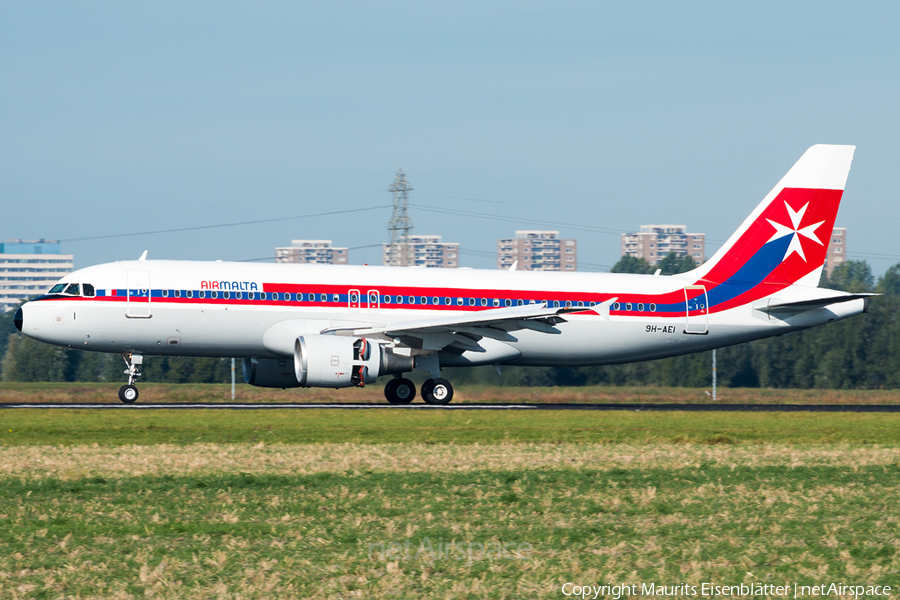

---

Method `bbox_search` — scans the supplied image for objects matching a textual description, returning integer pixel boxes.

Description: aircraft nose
[14,307,23,332]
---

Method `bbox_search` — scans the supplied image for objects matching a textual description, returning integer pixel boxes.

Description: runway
[2,402,899,412]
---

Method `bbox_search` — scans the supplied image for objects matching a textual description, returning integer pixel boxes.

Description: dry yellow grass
[2,442,898,480]
[3,382,900,404]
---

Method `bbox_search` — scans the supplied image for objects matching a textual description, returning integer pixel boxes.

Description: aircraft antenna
[387,169,413,266]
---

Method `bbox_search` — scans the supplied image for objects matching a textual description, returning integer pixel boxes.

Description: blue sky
[2,2,898,273]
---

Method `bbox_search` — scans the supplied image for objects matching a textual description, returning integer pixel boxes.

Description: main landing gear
[118,353,143,404]
[383,377,454,405]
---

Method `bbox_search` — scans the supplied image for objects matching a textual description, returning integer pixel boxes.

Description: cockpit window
[64,283,80,296]
[83,284,95,297]
[49,283,66,294]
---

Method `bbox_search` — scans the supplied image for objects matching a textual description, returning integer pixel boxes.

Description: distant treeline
[1,254,897,388]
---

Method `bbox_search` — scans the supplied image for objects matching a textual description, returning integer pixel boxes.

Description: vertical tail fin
[689,144,855,293]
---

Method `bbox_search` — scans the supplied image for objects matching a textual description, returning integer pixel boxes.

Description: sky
[2,2,899,275]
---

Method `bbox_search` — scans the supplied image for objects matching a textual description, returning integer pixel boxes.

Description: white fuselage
[17,259,866,367]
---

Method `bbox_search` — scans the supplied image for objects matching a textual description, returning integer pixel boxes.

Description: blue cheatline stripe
[652,236,792,313]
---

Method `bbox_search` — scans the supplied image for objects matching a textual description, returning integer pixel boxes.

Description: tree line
[1,253,896,388]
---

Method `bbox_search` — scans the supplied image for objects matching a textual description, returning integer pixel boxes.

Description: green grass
[2,408,900,445]
[1,465,898,598]
[2,405,899,597]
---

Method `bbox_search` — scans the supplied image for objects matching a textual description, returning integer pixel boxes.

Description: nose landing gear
[118,353,143,404]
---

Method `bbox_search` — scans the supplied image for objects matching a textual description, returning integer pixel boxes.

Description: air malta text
[200,281,259,291]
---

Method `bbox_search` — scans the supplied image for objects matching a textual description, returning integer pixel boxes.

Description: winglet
[138,250,148,261]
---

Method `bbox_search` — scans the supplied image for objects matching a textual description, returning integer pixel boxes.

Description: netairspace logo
[560,582,892,599]
[368,537,532,565]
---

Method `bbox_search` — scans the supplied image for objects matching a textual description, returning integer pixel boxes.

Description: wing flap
[321,302,575,353]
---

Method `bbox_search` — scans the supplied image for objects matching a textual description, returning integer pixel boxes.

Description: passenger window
[638,303,644,312]
[469,298,475,306]
[493,299,500,307]
[517,299,523,306]
[613,302,620,311]
[444,297,451,305]
[553,301,560,308]
[384,295,391,304]
[457,297,463,306]
[175,290,181,298]
[577,301,584,307]
[188,290,194,299]
[481,298,487,307]
[64,283,80,296]
[83,284,95,297]
[162,290,169,298]
[565,301,572,308]
[320,293,326,302]
[248,292,254,300]
[332,294,339,302]
[408,296,415,304]
[432,297,439,305]
[211,291,218,299]
[421,296,427,304]
[505,299,511,307]
[223,291,230,299]
[626,302,632,311]
[650,303,657,312]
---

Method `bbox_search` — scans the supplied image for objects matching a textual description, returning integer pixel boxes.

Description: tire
[385,378,415,404]
[422,378,453,405]
[118,384,139,404]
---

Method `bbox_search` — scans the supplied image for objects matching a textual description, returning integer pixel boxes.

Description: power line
[410,203,623,235]
[409,170,665,203]
[61,205,391,243]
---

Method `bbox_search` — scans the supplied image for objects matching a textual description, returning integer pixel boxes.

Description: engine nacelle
[293,335,413,388]
[243,357,302,388]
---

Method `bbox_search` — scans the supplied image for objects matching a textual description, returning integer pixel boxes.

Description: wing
[322,299,616,355]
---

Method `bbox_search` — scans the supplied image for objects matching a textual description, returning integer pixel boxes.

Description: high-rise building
[497,231,577,271]
[0,239,73,312]
[825,227,846,276]
[381,235,459,268]
[621,225,705,265]
[275,240,349,265]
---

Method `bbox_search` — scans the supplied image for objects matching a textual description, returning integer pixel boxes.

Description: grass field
[2,400,899,598]
[3,408,900,445]
[3,381,900,405]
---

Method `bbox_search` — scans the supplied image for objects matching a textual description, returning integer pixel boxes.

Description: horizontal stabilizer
[761,293,877,314]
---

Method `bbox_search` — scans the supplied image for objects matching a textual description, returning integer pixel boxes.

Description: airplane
[14,144,872,404]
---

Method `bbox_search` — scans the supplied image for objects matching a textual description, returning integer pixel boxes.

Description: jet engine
[242,357,302,388]
[293,335,413,388]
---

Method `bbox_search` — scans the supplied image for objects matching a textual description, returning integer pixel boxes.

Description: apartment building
[621,225,705,265]
[498,231,577,271]
[0,239,73,312]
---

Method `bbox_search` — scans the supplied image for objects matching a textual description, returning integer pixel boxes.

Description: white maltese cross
[765,201,824,262]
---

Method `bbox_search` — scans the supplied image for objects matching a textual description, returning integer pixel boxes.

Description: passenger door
[127,270,152,318]
[683,285,708,334]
